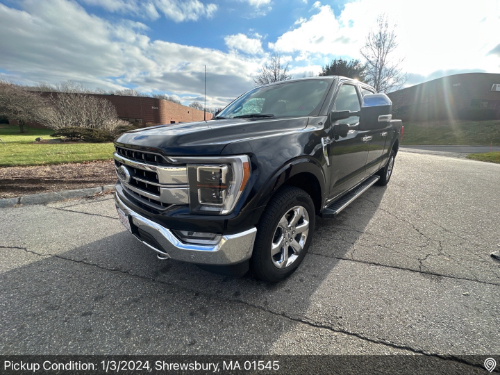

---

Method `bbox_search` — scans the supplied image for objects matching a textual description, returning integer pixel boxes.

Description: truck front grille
[123,187,170,211]
[114,159,161,196]
[115,146,168,165]
[114,146,188,211]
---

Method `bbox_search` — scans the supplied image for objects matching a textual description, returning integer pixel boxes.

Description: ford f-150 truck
[114,76,403,282]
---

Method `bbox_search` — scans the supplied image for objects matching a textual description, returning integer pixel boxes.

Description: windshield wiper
[213,116,227,119]
[233,113,275,119]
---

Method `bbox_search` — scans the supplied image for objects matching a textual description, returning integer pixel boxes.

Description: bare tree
[360,14,406,93]
[189,101,204,111]
[151,94,182,104]
[43,92,127,131]
[254,54,292,86]
[0,81,52,133]
[165,95,181,104]
[111,88,140,96]
[319,58,367,81]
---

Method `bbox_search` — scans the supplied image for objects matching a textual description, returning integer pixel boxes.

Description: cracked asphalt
[1,152,499,365]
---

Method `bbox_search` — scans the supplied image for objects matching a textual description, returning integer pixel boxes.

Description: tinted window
[334,84,360,112]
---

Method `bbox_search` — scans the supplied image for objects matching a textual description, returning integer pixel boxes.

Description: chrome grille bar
[114,153,187,184]
[114,150,189,209]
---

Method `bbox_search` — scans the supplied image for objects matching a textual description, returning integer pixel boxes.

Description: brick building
[93,94,212,125]
[387,73,500,121]
[11,92,212,128]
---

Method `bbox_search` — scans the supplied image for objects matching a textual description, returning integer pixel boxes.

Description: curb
[0,185,116,208]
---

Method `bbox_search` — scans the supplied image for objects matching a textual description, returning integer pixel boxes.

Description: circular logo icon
[117,165,131,184]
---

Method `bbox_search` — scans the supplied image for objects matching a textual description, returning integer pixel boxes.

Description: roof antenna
[204,65,207,122]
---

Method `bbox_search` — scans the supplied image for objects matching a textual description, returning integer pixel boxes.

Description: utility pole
[204,65,206,121]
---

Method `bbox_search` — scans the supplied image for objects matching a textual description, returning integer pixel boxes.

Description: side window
[333,84,360,125]
[334,85,361,112]
[361,88,375,96]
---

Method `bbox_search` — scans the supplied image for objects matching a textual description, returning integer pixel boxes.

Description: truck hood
[115,117,309,156]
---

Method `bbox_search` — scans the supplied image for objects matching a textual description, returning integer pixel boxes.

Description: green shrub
[51,127,114,143]
[112,124,138,137]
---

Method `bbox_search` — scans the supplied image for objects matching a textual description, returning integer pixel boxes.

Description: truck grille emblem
[117,165,131,184]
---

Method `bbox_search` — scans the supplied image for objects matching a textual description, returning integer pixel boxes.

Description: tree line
[0,80,215,134]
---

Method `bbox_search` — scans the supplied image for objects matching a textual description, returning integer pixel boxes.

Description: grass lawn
[466,152,500,164]
[401,119,500,146]
[0,125,114,167]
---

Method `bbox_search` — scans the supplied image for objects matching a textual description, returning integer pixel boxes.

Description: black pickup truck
[114,76,403,282]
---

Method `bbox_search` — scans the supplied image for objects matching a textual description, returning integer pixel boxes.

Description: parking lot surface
[1,152,499,364]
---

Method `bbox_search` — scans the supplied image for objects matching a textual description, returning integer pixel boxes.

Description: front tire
[251,186,315,282]
[376,150,396,186]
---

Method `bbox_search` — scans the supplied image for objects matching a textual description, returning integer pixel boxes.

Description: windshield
[216,79,332,119]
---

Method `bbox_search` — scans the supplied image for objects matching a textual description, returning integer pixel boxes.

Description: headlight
[179,155,250,215]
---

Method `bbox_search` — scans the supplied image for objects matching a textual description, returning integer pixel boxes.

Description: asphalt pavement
[1,152,499,368]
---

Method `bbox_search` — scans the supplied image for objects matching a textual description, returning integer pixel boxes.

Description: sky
[0,0,498,108]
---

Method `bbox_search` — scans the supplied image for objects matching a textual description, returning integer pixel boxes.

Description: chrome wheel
[386,155,395,180]
[271,205,310,269]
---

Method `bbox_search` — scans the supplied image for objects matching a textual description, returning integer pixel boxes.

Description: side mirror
[360,93,392,130]
[330,110,351,122]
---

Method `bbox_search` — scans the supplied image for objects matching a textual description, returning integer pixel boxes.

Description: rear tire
[376,150,396,186]
[251,186,315,282]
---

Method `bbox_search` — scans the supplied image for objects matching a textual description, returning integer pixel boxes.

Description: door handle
[381,132,388,137]
[362,136,372,142]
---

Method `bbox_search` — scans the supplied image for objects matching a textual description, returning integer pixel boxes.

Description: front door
[327,83,369,200]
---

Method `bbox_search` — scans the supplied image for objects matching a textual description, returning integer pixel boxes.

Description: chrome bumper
[115,193,257,265]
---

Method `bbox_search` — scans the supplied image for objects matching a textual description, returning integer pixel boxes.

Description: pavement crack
[378,208,433,242]
[48,206,117,219]
[418,252,433,272]
[2,244,493,369]
[0,245,132,275]
[0,245,51,258]
[307,250,500,286]
[230,298,486,370]
[0,245,439,355]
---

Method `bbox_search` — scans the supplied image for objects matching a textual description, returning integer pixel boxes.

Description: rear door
[327,83,370,200]
[360,87,391,176]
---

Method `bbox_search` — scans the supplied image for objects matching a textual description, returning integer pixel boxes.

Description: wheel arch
[254,158,326,215]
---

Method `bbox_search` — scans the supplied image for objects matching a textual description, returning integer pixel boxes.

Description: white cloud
[239,0,272,17]
[225,33,264,55]
[338,0,499,75]
[81,0,160,20]
[269,0,499,82]
[288,64,323,78]
[0,0,259,108]
[294,17,306,25]
[155,0,217,22]
[81,0,217,22]
[269,5,359,57]
[247,0,271,7]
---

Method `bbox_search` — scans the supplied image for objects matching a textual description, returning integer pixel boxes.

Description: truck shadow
[1,187,386,354]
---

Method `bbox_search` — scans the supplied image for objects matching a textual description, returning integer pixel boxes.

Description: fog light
[172,230,221,245]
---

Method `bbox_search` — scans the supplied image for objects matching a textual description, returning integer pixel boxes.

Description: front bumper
[115,193,257,265]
